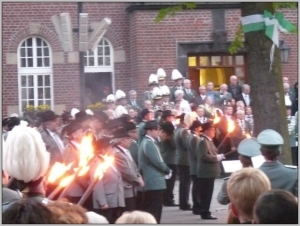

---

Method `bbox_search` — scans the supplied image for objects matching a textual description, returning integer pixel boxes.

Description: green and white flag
[241,10,296,71]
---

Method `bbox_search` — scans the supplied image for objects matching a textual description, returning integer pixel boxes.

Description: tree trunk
[241,2,291,164]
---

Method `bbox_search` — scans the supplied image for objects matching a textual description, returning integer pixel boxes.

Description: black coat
[227,84,242,99]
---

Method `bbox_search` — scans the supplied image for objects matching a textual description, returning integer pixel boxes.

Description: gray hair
[236,109,245,115]
[174,89,184,97]
[183,79,191,84]
[242,84,250,90]
[220,84,228,89]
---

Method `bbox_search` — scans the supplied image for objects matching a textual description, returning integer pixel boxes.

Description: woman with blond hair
[115,211,157,224]
[227,167,271,224]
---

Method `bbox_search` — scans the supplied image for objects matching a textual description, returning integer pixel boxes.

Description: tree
[155,2,297,164]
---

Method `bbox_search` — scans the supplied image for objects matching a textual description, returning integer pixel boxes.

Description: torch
[48,175,75,200]
[77,154,114,206]
[217,119,235,150]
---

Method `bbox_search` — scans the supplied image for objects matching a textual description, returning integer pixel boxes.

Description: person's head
[65,122,85,142]
[42,110,60,132]
[6,117,21,131]
[242,84,250,95]
[105,109,115,120]
[245,106,252,115]
[283,76,289,84]
[201,122,216,139]
[196,107,205,117]
[286,105,292,116]
[189,120,203,135]
[115,90,127,106]
[224,105,233,116]
[283,82,290,93]
[174,99,181,109]
[144,100,152,109]
[206,82,214,91]
[204,96,214,105]
[238,138,262,168]
[230,75,238,85]
[85,211,109,224]
[175,78,183,86]
[140,108,152,121]
[159,121,175,140]
[174,90,184,101]
[230,98,236,106]
[2,198,59,224]
[128,108,136,119]
[236,100,245,108]
[236,110,245,120]
[112,131,132,149]
[115,210,157,224]
[199,86,206,95]
[253,189,298,224]
[144,120,159,139]
[257,129,284,161]
[183,79,191,89]
[128,90,137,100]
[227,168,271,223]
[161,110,175,122]
[220,84,228,92]
[89,111,108,132]
[46,201,88,224]
[75,111,91,131]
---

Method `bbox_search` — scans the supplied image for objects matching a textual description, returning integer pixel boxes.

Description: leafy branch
[155,2,196,23]
[229,23,244,54]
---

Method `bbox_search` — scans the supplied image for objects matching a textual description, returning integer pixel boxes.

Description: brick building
[2,2,298,116]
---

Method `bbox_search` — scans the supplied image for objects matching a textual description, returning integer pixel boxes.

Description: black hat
[140,108,151,119]
[112,127,131,139]
[159,121,175,135]
[201,122,215,132]
[144,120,158,130]
[105,117,127,133]
[75,111,89,122]
[61,111,72,123]
[64,121,82,136]
[93,111,109,123]
[189,120,203,131]
[124,122,137,132]
[41,110,59,122]
[162,110,175,118]
[2,117,10,127]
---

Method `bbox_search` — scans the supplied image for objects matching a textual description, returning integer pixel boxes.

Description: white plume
[3,126,50,183]
[106,94,115,103]
[160,85,170,95]
[115,90,126,100]
[151,87,162,99]
[184,112,198,128]
[85,109,94,115]
[19,120,29,127]
[171,69,183,81]
[71,108,80,119]
[86,212,109,224]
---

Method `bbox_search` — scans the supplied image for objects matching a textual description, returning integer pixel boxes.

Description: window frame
[17,36,54,114]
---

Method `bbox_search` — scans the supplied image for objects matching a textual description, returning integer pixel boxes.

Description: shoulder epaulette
[284,165,298,169]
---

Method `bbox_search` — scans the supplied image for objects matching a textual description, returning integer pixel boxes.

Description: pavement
[161,178,229,224]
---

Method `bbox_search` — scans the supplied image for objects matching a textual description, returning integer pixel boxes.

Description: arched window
[84,38,114,73]
[18,37,53,114]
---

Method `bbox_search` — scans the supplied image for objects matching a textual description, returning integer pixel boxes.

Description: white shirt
[115,105,128,118]
[200,95,206,99]
[47,129,64,153]
[179,99,191,113]
[242,93,250,106]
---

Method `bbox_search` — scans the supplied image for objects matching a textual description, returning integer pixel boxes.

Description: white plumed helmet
[115,90,126,101]
[151,87,163,100]
[3,126,50,183]
[160,85,170,96]
[184,112,199,128]
[71,108,80,119]
[156,68,167,81]
[171,69,183,81]
[148,74,158,86]
[106,94,115,103]
[85,109,94,115]
[86,211,109,224]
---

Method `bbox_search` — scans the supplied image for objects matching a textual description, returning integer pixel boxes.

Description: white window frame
[84,38,115,93]
[17,36,54,115]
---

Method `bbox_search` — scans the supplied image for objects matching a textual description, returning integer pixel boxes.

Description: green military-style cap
[257,129,284,146]
[238,138,261,158]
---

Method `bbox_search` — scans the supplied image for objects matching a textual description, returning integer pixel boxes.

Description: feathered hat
[148,74,159,86]
[160,85,170,96]
[71,108,80,119]
[171,69,183,81]
[184,111,199,128]
[3,126,50,183]
[115,90,126,101]
[151,87,163,100]
[106,94,115,103]
[85,109,94,115]
[156,68,167,81]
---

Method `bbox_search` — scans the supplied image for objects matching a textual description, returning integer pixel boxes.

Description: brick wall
[2,3,298,116]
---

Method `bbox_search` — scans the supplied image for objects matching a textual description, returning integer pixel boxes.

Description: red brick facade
[2,3,298,116]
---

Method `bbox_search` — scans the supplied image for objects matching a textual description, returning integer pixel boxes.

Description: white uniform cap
[71,108,80,119]
[106,94,115,103]
[149,74,159,85]
[85,109,94,115]
[151,87,163,100]
[115,90,126,101]
[156,68,167,80]
[171,69,183,81]
[3,126,50,183]
[160,85,170,96]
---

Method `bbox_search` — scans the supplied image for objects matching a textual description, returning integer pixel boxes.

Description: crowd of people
[2,68,298,224]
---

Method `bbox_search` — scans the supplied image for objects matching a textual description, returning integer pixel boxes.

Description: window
[18,37,53,114]
[84,38,114,73]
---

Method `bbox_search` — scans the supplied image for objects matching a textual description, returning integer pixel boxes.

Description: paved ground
[161,178,229,224]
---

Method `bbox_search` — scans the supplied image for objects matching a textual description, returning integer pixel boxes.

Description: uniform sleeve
[90,159,107,207]
[144,141,170,174]
[114,152,140,185]
[197,139,218,163]
[180,129,190,149]
[217,180,230,205]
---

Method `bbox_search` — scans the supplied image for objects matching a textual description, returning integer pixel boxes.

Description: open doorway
[84,72,112,105]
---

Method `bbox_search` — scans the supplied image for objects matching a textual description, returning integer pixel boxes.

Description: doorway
[85,72,112,104]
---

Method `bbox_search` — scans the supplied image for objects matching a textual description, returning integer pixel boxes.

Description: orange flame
[59,175,75,188]
[245,133,251,138]
[78,166,90,177]
[93,164,104,180]
[227,119,235,133]
[48,162,73,183]
[101,155,114,173]
[79,134,95,168]
[213,115,221,124]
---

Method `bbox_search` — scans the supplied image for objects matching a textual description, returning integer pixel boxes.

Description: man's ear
[230,203,239,218]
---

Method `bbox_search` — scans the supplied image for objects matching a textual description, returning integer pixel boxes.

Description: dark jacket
[174,125,190,166]
[158,134,177,165]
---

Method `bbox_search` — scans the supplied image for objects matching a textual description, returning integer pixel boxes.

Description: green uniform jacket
[129,140,139,166]
[158,134,177,165]
[138,136,170,191]
[196,135,221,178]
[137,121,146,145]
[187,132,199,176]
[174,125,190,166]
[259,161,298,197]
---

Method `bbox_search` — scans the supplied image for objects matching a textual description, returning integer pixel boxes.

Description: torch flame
[227,119,235,133]
[79,134,95,168]
[78,166,90,177]
[47,162,73,184]
[101,155,114,173]
[245,133,251,138]
[94,164,104,180]
[59,175,75,188]
[213,115,221,124]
